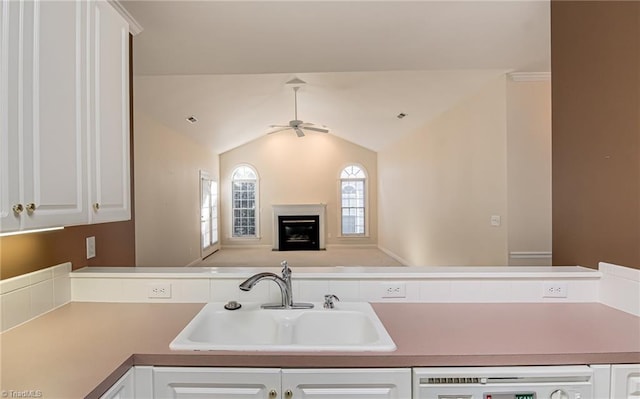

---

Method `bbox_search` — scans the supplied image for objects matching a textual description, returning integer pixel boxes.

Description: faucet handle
[281,260,291,278]
[323,294,340,309]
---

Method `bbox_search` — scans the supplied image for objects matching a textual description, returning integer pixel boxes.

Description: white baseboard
[221,244,273,250]
[509,251,552,259]
[325,244,378,249]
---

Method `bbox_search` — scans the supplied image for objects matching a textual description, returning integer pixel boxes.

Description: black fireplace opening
[278,215,320,251]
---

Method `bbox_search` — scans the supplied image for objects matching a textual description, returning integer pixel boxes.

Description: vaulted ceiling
[124,1,550,154]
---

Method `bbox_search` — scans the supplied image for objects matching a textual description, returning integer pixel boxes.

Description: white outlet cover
[148,282,172,298]
[542,282,568,298]
[381,282,406,298]
[86,236,96,259]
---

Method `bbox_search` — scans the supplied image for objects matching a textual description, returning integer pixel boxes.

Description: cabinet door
[153,367,281,399]
[89,0,130,224]
[0,0,22,231]
[22,0,88,229]
[281,368,412,399]
[1,0,87,232]
[611,364,640,399]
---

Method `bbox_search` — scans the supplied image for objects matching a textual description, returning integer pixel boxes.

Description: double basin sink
[170,302,396,352]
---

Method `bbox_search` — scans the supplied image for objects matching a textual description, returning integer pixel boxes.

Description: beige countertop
[1,302,639,399]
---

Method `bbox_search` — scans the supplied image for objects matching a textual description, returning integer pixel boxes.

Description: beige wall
[134,111,219,266]
[219,132,377,247]
[506,79,552,266]
[378,77,509,266]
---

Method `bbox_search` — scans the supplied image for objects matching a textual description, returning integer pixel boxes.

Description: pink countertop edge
[1,302,639,399]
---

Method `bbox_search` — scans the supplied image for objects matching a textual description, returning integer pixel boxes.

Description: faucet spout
[239,272,292,309]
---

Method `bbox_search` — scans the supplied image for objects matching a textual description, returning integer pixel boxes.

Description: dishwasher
[413,365,595,399]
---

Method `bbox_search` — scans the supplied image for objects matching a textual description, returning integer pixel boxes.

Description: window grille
[340,165,366,235]
[231,165,258,237]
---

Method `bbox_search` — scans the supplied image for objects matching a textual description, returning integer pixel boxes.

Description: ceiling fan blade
[267,127,292,134]
[302,126,329,133]
[269,124,289,128]
[294,127,305,137]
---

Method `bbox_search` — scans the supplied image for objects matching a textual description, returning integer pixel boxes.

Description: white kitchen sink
[170,302,397,352]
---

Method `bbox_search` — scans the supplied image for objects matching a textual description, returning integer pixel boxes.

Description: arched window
[340,165,366,235]
[231,165,258,237]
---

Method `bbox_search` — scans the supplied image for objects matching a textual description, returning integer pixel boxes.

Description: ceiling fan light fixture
[267,80,329,138]
[286,77,306,87]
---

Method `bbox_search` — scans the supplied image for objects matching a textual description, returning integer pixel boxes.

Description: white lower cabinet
[281,368,411,399]
[103,364,640,399]
[100,368,135,399]
[150,367,411,399]
[611,364,640,399]
[153,367,282,399]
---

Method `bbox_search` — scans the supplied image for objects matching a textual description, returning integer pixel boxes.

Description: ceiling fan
[268,78,329,138]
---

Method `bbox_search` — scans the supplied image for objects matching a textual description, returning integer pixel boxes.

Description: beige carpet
[195,247,404,268]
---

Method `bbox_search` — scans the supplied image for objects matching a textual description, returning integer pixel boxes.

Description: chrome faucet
[239,260,313,309]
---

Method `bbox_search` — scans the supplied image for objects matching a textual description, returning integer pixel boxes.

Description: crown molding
[508,72,551,82]
[108,0,144,36]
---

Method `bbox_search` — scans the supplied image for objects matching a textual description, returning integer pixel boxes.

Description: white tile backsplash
[294,280,330,302]
[599,262,640,316]
[418,280,452,302]
[53,275,71,307]
[30,280,54,318]
[5,263,637,331]
[70,274,604,304]
[327,280,361,301]
[2,287,31,331]
[0,273,31,295]
[0,262,72,332]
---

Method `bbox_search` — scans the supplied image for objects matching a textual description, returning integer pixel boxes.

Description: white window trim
[337,163,370,238]
[230,164,260,239]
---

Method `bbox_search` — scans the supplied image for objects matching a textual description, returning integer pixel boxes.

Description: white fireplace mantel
[272,204,326,250]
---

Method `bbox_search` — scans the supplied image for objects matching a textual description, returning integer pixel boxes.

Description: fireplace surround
[272,204,326,251]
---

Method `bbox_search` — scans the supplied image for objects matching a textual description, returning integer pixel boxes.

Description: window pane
[340,166,365,235]
[232,166,258,237]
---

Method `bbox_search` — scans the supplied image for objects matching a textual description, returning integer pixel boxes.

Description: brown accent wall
[0,221,135,279]
[551,1,640,269]
[0,35,136,280]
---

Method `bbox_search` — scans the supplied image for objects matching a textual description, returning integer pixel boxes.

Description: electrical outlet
[148,282,172,298]
[543,282,568,298]
[381,282,406,298]
[86,236,96,259]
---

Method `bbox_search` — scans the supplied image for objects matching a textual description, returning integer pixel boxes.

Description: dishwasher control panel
[484,393,535,399]
[414,366,593,399]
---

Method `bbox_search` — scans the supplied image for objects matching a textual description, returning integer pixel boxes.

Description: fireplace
[272,204,326,251]
[278,215,320,251]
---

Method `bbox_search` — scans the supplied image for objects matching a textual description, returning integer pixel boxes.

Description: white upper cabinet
[89,0,130,224]
[0,0,130,233]
[1,0,88,232]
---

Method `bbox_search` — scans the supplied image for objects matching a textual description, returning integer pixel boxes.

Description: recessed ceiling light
[397,113,407,119]
[186,116,198,124]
